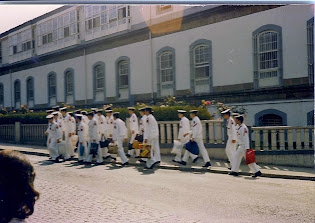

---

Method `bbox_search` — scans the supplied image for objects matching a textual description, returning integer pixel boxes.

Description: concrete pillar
[215,122,222,144]
[255,130,260,150]
[263,130,268,150]
[287,129,293,150]
[15,122,21,144]
[173,123,178,141]
[279,129,285,150]
[166,123,171,143]
[296,129,301,150]
[271,129,277,150]
[209,122,215,144]
[202,122,206,143]
[160,123,165,143]
[304,128,310,148]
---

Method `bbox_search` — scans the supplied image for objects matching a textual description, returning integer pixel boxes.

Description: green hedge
[0,106,212,124]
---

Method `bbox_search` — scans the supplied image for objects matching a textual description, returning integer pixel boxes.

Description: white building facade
[0,4,313,126]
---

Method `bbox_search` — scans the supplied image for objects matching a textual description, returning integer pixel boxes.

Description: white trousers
[226,139,237,163]
[231,145,260,173]
[48,139,59,160]
[116,137,129,164]
[128,133,140,156]
[64,132,74,158]
[146,137,160,168]
[182,150,198,162]
[85,141,103,163]
[174,149,183,162]
[195,138,210,163]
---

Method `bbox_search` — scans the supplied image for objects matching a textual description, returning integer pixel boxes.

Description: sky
[0,5,64,34]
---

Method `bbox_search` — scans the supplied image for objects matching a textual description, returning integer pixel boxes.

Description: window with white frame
[9,29,32,55]
[85,5,129,32]
[194,44,210,79]
[94,65,104,90]
[0,84,3,105]
[160,52,173,83]
[307,18,314,84]
[118,61,129,88]
[38,10,77,46]
[14,80,21,103]
[26,78,34,101]
[65,71,73,95]
[258,31,279,80]
[48,73,56,98]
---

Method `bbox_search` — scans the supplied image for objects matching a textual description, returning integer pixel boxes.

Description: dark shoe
[95,162,103,166]
[144,166,153,170]
[252,171,262,178]
[156,161,160,164]
[111,156,117,161]
[138,159,146,163]
[228,167,231,170]
[135,156,140,158]
[193,157,199,163]
[227,160,230,164]
[229,171,239,176]
[202,162,211,168]
[126,154,131,158]
[74,148,78,152]
[172,159,178,163]
[122,162,129,166]
[179,161,187,166]
[103,155,111,159]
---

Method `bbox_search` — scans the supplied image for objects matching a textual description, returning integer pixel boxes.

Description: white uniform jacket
[70,116,76,134]
[83,115,89,124]
[105,115,114,138]
[61,114,73,135]
[88,118,99,142]
[227,117,237,141]
[129,113,139,134]
[113,118,127,141]
[96,115,106,136]
[139,115,147,135]
[49,122,62,143]
[237,124,250,149]
[78,121,88,143]
[143,114,159,140]
[191,116,203,139]
[178,116,190,143]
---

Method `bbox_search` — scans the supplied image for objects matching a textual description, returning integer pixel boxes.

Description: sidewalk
[0,143,314,181]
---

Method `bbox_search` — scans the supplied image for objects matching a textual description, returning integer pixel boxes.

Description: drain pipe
[149,6,154,104]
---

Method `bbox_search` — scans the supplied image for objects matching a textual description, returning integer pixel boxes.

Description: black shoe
[252,171,262,178]
[95,162,103,165]
[228,167,231,170]
[179,161,187,166]
[202,162,211,168]
[74,148,78,152]
[138,159,146,163]
[78,160,84,164]
[193,157,199,163]
[156,161,160,164]
[126,154,131,158]
[135,156,140,158]
[144,166,153,170]
[103,155,111,159]
[172,159,178,163]
[227,160,230,164]
[111,156,117,161]
[229,171,239,176]
[122,162,129,166]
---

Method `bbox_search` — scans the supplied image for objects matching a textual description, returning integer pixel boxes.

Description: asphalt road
[25,154,315,223]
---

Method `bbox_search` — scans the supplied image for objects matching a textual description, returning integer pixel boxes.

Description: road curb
[2,148,314,181]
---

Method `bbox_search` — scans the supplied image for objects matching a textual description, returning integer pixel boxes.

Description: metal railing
[0,124,15,143]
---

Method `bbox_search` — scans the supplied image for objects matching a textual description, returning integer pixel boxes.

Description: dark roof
[0,5,72,38]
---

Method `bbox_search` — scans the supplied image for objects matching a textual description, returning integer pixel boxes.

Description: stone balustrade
[251,126,314,150]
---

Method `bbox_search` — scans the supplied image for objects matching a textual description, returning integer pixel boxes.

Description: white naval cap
[221,109,231,114]
[46,114,53,119]
[177,110,187,114]
[52,112,59,116]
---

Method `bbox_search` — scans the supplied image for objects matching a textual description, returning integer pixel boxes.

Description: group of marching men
[44,105,262,176]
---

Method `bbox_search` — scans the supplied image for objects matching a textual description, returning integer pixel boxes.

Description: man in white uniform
[138,108,147,163]
[103,108,116,161]
[86,112,103,164]
[189,110,211,168]
[75,114,88,163]
[143,107,160,169]
[229,115,262,178]
[222,109,237,169]
[81,111,89,124]
[112,112,129,166]
[95,109,107,158]
[45,115,62,162]
[45,110,53,159]
[175,110,198,163]
[127,107,140,158]
[60,107,75,159]
[52,105,62,120]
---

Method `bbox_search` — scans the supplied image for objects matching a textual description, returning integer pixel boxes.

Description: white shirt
[113,118,127,140]
[129,113,139,134]
[105,115,114,137]
[48,121,62,140]
[88,118,98,142]
[139,115,147,134]
[77,121,88,143]
[61,114,73,134]
[178,116,190,141]
[143,114,159,140]
[191,116,202,139]
[227,116,237,141]
[237,123,250,149]
[96,114,106,135]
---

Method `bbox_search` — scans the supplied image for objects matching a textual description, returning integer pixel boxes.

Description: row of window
[0,20,313,106]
